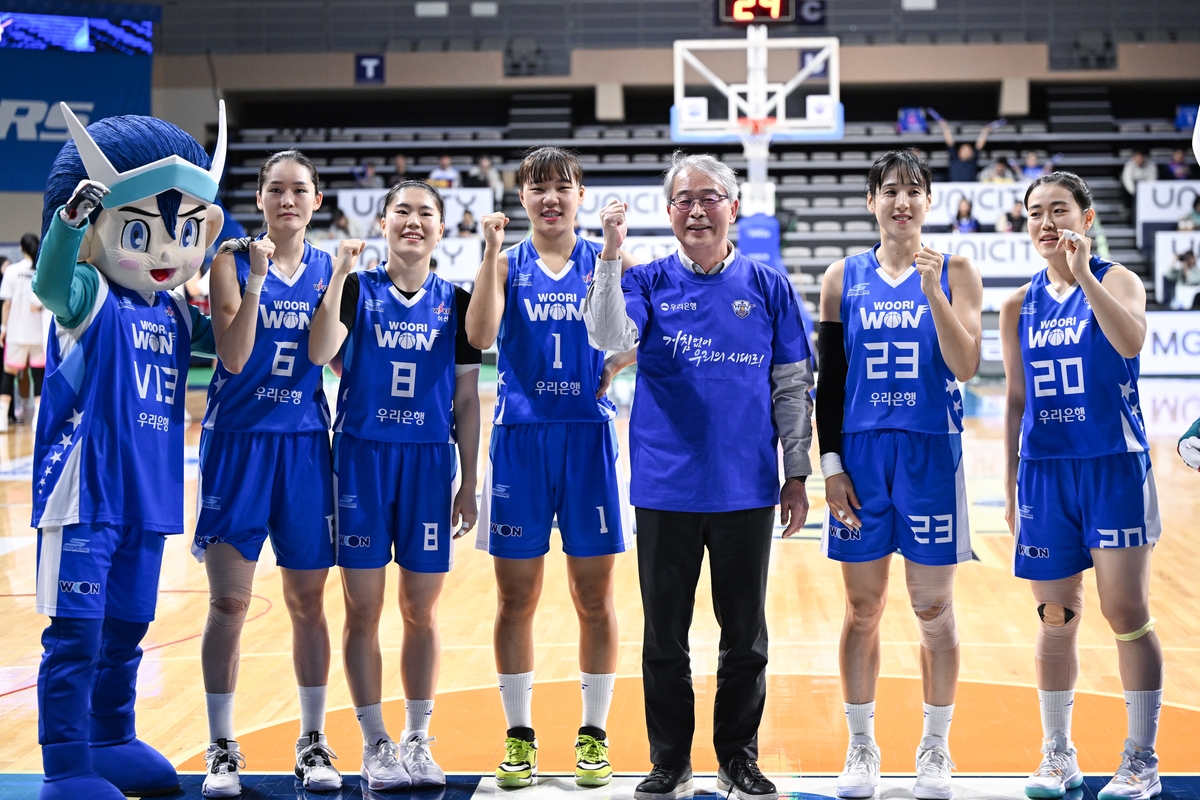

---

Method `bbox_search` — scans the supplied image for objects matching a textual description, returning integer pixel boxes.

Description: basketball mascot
[32,103,226,799]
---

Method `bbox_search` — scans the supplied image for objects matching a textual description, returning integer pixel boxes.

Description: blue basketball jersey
[335,267,458,443]
[33,277,196,533]
[1018,257,1148,460]
[202,238,333,433]
[841,244,962,435]
[494,236,616,424]
[621,251,811,512]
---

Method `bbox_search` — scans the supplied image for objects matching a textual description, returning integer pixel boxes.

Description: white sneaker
[295,732,342,791]
[201,738,245,798]
[1025,732,1083,798]
[1098,739,1161,800]
[914,737,955,800]
[837,738,881,798]
[400,731,446,787]
[361,738,410,791]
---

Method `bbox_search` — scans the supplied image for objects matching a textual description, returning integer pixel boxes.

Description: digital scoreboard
[717,0,796,24]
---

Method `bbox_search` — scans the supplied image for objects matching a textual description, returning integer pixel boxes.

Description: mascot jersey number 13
[32,101,226,800]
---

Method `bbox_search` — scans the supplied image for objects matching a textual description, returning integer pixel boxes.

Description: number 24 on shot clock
[718,0,796,23]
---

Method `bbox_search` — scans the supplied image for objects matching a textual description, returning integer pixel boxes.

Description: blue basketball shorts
[192,429,335,570]
[36,524,167,622]
[475,421,632,559]
[334,433,459,573]
[822,429,972,566]
[1014,452,1162,580]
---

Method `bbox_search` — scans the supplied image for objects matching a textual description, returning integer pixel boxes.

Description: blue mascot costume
[33,103,226,799]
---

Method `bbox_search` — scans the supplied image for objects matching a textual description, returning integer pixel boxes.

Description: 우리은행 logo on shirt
[732,300,755,319]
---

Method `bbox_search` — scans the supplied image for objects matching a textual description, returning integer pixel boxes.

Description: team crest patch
[732,299,754,318]
[313,277,327,293]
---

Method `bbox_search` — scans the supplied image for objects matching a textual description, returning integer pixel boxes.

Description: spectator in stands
[1165,250,1200,309]
[465,155,505,203]
[1009,150,1063,181]
[328,209,353,240]
[354,162,384,189]
[980,159,1016,183]
[1166,148,1192,180]
[996,199,1027,233]
[929,108,1005,182]
[952,198,980,233]
[427,154,460,189]
[393,153,416,182]
[1121,150,1157,200]
[457,210,479,237]
[1179,196,1200,231]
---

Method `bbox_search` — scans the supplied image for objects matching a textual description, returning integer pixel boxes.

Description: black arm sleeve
[815,321,847,456]
[455,286,483,366]
[339,272,360,332]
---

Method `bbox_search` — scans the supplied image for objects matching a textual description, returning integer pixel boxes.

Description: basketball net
[738,116,775,215]
[738,116,776,163]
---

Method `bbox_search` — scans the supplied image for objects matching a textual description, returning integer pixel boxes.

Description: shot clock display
[718,0,796,23]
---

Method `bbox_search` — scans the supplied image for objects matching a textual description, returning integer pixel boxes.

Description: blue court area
[1,775,1199,800]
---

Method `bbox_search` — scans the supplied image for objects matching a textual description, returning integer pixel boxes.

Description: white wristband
[820,452,845,479]
[244,272,266,295]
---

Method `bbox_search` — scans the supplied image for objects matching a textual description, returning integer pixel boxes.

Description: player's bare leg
[835,558,889,799]
[493,556,544,786]
[280,567,338,790]
[904,561,959,800]
[567,554,618,785]
[396,568,448,786]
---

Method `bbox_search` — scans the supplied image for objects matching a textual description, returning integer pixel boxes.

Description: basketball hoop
[738,116,776,161]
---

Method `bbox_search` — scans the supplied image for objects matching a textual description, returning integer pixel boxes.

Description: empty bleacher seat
[812,197,840,207]
[602,153,630,163]
[844,220,875,232]
[632,128,660,139]
[813,221,842,232]
[331,157,357,167]
[780,198,810,210]
[842,196,867,208]
[633,153,659,163]
[843,123,869,136]
[783,246,813,258]
[815,246,844,259]
[791,221,812,232]
[841,174,866,185]
[812,152,838,161]
[841,151,868,161]
[780,174,808,184]
[811,175,838,184]
[780,152,808,162]
[602,128,630,139]
[573,129,601,139]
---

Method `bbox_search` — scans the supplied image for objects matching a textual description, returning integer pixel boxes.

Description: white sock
[580,672,615,732]
[1125,690,1162,750]
[355,703,390,746]
[499,671,535,730]
[844,702,876,741]
[298,684,327,737]
[206,692,235,742]
[404,699,434,740]
[922,703,954,743]
[1038,689,1074,741]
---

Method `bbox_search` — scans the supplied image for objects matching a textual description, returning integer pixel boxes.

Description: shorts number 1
[596,506,609,534]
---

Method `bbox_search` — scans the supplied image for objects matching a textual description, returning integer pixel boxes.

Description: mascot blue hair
[32,103,225,800]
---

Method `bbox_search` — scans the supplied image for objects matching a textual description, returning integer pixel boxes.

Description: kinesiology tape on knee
[205,561,255,628]
[1035,602,1082,663]
[1115,617,1157,642]
[907,565,958,651]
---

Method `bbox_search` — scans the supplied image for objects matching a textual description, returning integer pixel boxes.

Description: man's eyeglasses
[668,193,731,211]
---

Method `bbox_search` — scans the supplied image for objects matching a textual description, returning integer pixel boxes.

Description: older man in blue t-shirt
[584,153,814,800]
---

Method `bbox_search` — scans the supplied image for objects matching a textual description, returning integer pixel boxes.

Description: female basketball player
[1000,172,1163,800]
[816,150,982,800]
[464,146,636,788]
[308,181,481,792]
[193,150,340,797]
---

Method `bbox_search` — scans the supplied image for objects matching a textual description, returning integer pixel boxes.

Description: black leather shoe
[717,758,778,800]
[635,764,694,800]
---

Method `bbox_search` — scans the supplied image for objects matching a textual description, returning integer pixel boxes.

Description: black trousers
[636,505,774,767]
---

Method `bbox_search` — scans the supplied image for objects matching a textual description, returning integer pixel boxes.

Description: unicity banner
[1142,311,1200,376]
[338,188,493,240]
[577,185,668,231]
[1136,180,1200,247]
[921,232,1044,311]
[926,182,1030,228]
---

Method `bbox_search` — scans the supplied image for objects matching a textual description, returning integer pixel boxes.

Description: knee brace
[1034,578,1085,664]
[906,564,959,652]
[1115,617,1157,641]
[204,549,256,630]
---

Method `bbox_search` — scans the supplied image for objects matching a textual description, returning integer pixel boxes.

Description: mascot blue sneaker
[33,103,226,799]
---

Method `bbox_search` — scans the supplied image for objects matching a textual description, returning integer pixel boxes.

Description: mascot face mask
[61,102,226,293]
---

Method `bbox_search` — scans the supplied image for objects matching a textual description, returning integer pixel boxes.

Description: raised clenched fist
[481,212,508,250]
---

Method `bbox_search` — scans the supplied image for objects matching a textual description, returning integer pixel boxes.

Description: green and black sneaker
[575,726,613,787]
[496,727,538,788]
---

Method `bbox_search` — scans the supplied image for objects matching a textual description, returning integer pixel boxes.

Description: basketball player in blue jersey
[308,181,481,792]
[999,173,1163,800]
[464,147,637,788]
[816,150,982,800]
[32,107,226,800]
[191,150,339,797]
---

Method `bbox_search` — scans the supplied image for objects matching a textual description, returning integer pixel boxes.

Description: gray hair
[662,151,740,202]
